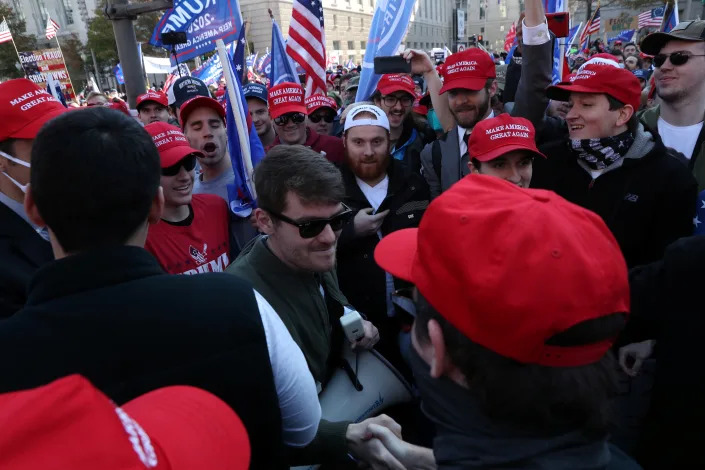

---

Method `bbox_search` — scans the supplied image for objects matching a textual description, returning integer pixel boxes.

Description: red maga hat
[305,94,338,114]
[178,96,226,128]
[137,90,168,109]
[439,48,496,94]
[546,63,642,112]
[375,175,629,368]
[376,74,415,96]
[0,78,67,141]
[0,374,250,470]
[267,82,306,119]
[145,122,204,168]
[468,113,546,162]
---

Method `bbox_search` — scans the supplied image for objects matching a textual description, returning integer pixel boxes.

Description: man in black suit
[0,79,66,318]
[0,107,322,469]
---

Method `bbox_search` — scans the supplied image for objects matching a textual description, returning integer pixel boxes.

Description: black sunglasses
[162,154,197,176]
[274,113,306,126]
[264,203,353,238]
[308,112,335,123]
[653,51,705,68]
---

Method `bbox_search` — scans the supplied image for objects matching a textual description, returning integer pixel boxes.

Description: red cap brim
[270,103,307,119]
[374,228,419,283]
[376,85,415,97]
[473,144,547,162]
[9,107,67,139]
[122,386,250,470]
[179,97,225,128]
[545,82,602,103]
[160,145,204,168]
[439,77,488,94]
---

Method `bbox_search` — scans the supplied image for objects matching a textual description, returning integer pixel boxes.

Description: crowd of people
[1,0,704,466]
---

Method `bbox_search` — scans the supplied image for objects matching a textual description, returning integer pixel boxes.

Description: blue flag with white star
[269,17,299,86]
[694,190,705,235]
[232,24,247,83]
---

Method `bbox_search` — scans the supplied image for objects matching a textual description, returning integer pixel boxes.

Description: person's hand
[347,415,404,469]
[353,208,389,237]
[363,423,437,470]
[401,49,435,76]
[546,100,571,119]
[619,340,656,377]
[352,319,380,350]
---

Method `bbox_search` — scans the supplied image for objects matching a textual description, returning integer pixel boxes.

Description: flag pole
[53,34,76,101]
[3,16,26,77]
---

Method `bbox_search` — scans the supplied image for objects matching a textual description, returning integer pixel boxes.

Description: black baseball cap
[641,20,705,55]
[167,76,210,109]
[243,83,268,104]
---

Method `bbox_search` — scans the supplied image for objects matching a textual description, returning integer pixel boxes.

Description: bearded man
[336,104,430,371]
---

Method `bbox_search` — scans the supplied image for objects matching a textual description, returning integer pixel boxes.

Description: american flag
[45,15,60,40]
[0,19,13,44]
[580,7,600,45]
[638,7,664,28]
[503,22,516,52]
[286,0,327,96]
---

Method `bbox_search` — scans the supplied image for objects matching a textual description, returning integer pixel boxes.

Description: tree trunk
[586,0,593,23]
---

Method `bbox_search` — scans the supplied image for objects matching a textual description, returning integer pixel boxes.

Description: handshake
[347,414,436,470]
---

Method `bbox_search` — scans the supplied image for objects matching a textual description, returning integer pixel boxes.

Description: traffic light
[478,35,483,43]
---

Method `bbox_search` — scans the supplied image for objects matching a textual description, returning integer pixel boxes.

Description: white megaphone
[291,347,414,470]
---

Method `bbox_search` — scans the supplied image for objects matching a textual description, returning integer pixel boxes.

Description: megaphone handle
[355,349,359,381]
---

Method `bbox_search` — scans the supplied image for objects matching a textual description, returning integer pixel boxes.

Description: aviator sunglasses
[161,154,197,176]
[264,203,354,238]
[653,51,705,67]
[274,113,306,126]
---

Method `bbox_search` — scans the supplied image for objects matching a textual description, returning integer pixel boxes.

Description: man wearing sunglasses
[144,122,230,275]
[0,79,66,318]
[306,94,338,136]
[266,82,345,164]
[336,104,430,373]
[371,74,429,174]
[639,20,705,192]
[227,146,397,467]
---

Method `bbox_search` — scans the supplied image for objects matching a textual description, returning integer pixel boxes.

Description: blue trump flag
[662,1,679,32]
[150,0,243,64]
[219,45,266,217]
[191,54,223,86]
[356,0,417,102]
[609,30,635,43]
[113,64,125,85]
[545,0,566,84]
[269,18,298,86]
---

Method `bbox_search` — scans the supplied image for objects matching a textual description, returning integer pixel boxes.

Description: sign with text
[607,13,637,33]
[150,0,243,64]
[19,48,74,99]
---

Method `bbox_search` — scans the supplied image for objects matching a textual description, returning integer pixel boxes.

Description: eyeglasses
[653,51,705,68]
[381,95,414,108]
[274,113,306,126]
[161,155,197,176]
[264,203,354,238]
[308,112,336,123]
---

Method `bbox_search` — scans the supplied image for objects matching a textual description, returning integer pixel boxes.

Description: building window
[62,0,74,24]
[480,6,485,20]
[333,40,341,50]
[361,40,366,49]
[12,0,25,25]
[333,14,337,27]
[348,40,354,50]
[348,16,352,29]
[360,17,364,29]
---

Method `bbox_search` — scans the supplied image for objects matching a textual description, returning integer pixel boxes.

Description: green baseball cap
[641,20,705,55]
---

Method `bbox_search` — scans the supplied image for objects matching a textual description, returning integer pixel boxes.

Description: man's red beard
[344,152,390,182]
